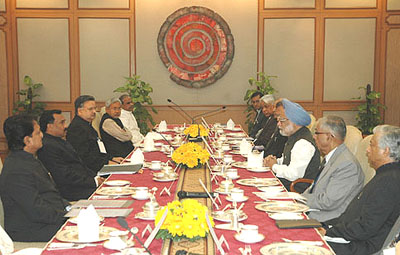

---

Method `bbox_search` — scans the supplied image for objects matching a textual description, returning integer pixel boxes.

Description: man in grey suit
[302,115,364,222]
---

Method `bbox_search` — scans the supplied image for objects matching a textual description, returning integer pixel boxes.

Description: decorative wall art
[157,6,235,88]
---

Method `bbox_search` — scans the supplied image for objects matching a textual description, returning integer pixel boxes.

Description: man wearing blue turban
[264,98,320,192]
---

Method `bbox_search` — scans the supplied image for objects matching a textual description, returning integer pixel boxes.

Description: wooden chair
[371,214,400,255]
[344,125,363,155]
[355,135,376,186]
[290,178,314,193]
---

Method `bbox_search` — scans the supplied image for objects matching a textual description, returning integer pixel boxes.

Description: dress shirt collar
[324,146,338,163]
[10,149,36,159]
[375,161,400,175]
[74,115,92,126]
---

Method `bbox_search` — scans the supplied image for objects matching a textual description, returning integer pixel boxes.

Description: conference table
[41,124,333,255]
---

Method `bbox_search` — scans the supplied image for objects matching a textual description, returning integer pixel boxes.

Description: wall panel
[0,30,7,137]
[79,0,129,9]
[17,18,70,101]
[264,18,315,101]
[324,18,375,101]
[387,0,400,11]
[0,0,5,12]
[264,0,314,8]
[79,18,130,101]
[325,0,376,8]
[16,0,68,8]
[322,110,357,126]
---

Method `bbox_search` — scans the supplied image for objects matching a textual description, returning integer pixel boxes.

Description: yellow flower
[172,142,210,168]
[184,124,209,138]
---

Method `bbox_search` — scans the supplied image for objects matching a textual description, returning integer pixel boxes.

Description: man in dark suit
[249,91,267,138]
[0,115,69,241]
[254,94,278,147]
[319,125,400,255]
[100,98,134,158]
[66,95,123,173]
[37,110,104,201]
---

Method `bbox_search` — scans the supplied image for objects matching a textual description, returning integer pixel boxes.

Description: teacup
[215,149,224,158]
[230,188,244,201]
[135,187,149,198]
[163,166,173,173]
[223,155,233,163]
[239,225,259,240]
[225,168,238,179]
[219,179,234,191]
[221,144,230,151]
[151,161,162,170]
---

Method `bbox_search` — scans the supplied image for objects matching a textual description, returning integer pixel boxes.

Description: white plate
[264,192,307,201]
[226,195,249,202]
[234,233,265,243]
[247,167,270,173]
[68,216,104,224]
[153,177,178,182]
[135,212,155,220]
[257,186,285,193]
[131,193,150,200]
[224,127,242,131]
[149,166,162,171]
[231,162,248,169]
[55,226,118,243]
[268,212,304,220]
[237,178,280,187]
[142,148,161,152]
[103,239,128,251]
[255,201,309,213]
[104,180,131,186]
[96,187,137,196]
[260,242,333,255]
[110,248,149,255]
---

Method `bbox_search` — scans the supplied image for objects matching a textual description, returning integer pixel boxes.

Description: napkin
[77,204,100,242]
[143,136,155,152]
[239,138,252,155]
[226,119,235,130]
[247,151,264,168]
[128,148,144,165]
[158,120,167,132]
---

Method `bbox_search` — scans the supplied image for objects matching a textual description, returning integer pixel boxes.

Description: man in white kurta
[119,94,144,146]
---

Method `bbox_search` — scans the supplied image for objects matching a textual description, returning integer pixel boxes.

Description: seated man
[302,115,364,222]
[119,94,144,146]
[37,110,104,201]
[319,126,400,255]
[254,94,277,147]
[66,95,122,173]
[100,97,134,158]
[0,115,69,241]
[264,98,320,192]
[249,91,267,138]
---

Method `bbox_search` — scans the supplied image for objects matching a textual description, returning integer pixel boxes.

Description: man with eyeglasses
[249,91,267,138]
[302,115,364,222]
[119,94,144,147]
[264,98,320,193]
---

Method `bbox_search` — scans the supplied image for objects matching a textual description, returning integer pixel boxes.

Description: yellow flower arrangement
[172,142,210,168]
[155,199,214,242]
[184,124,209,138]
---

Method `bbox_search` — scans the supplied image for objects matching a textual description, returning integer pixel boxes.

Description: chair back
[307,114,317,134]
[344,125,363,155]
[371,214,400,255]
[355,135,376,186]
[0,196,4,228]
[91,111,102,138]
[0,157,3,174]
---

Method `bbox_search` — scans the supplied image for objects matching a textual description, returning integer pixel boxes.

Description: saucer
[135,212,155,220]
[149,166,162,171]
[247,167,270,173]
[104,180,131,186]
[268,212,304,220]
[103,239,128,251]
[153,177,178,182]
[234,233,265,243]
[215,187,233,195]
[226,195,249,202]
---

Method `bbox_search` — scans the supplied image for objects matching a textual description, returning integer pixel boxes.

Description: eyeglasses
[277,117,288,123]
[314,131,335,137]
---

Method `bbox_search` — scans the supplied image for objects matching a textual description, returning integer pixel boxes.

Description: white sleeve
[120,113,144,145]
[272,139,315,181]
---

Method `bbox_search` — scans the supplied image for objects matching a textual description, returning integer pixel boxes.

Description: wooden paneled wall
[0,0,399,161]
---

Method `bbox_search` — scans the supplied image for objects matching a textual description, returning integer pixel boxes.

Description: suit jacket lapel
[317,144,346,181]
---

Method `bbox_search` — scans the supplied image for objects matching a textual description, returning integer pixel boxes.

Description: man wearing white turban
[264,98,320,192]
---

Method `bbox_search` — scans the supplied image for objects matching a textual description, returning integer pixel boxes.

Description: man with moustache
[249,91,267,138]
[38,110,104,201]
[119,94,144,146]
[66,95,123,174]
[302,115,364,222]
[100,97,134,158]
[319,126,400,255]
[264,98,320,192]
[0,115,69,241]
[253,94,278,147]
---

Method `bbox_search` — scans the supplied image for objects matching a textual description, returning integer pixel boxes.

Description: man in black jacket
[319,126,400,255]
[37,110,104,201]
[100,98,134,158]
[249,91,267,138]
[66,95,123,173]
[0,115,69,241]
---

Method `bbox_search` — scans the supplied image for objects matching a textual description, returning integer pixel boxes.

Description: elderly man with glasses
[318,125,400,255]
[302,115,364,222]
[264,98,320,193]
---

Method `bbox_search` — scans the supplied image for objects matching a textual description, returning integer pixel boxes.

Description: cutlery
[281,238,324,246]
[47,243,99,250]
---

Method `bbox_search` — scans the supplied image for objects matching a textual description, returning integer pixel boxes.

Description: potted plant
[353,84,386,135]
[13,75,46,117]
[244,72,277,133]
[114,75,157,135]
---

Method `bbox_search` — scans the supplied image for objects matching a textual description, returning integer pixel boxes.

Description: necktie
[309,157,326,194]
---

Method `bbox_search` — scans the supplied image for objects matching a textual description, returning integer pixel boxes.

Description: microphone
[117,217,152,255]
[191,106,226,122]
[167,99,194,123]
[177,191,217,199]
[152,128,173,148]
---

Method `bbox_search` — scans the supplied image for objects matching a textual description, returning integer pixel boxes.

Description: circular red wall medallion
[157,6,235,88]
